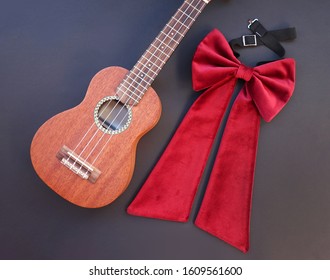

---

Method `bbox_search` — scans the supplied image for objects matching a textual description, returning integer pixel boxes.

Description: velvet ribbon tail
[127,80,235,222]
[195,87,260,253]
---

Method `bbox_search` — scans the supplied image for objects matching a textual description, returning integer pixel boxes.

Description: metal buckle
[242,35,257,47]
[248,18,259,29]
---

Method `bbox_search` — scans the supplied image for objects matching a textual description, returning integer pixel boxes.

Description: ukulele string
[73,42,166,168]
[81,0,205,173]
[78,52,168,170]
[70,54,160,171]
[70,99,115,153]
[78,0,204,166]
[66,70,143,167]
[62,97,117,169]
[69,6,175,165]
[82,0,204,170]
[68,0,204,175]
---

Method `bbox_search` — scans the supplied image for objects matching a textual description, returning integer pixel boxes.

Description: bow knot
[236,64,254,81]
[192,29,296,122]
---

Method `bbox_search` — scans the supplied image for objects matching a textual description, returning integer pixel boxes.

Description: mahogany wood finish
[30,0,211,208]
[31,67,161,208]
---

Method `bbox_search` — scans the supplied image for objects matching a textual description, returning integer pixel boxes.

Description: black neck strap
[229,19,297,58]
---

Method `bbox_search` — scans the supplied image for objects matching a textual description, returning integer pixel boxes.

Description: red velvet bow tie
[128,29,296,253]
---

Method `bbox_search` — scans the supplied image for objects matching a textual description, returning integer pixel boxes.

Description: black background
[1,0,330,259]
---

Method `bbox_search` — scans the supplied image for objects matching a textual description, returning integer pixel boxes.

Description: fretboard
[116,0,211,105]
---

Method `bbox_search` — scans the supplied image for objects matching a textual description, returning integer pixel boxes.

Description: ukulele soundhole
[94,96,132,135]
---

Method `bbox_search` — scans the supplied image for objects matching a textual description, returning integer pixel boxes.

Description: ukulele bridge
[56,145,101,183]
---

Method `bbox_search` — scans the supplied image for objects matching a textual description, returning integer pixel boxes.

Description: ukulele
[30,0,212,208]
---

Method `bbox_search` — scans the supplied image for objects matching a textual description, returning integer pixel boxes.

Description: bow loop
[250,59,296,122]
[192,29,240,91]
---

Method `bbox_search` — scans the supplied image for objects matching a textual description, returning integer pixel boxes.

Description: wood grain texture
[30,66,162,208]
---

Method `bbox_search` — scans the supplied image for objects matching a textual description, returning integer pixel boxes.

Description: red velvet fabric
[126,72,235,222]
[127,29,296,252]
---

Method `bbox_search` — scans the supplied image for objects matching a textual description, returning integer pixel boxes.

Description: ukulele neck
[116,0,211,104]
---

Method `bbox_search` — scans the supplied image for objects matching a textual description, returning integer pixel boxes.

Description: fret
[145,49,167,67]
[119,80,144,98]
[135,61,159,77]
[146,49,166,68]
[179,11,196,23]
[118,82,145,101]
[155,37,176,52]
[164,23,185,39]
[125,73,150,91]
[157,30,180,53]
[125,73,154,92]
[123,51,164,92]
[159,27,180,45]
[143,60,162,71]
[171,16,190,30]
[117,87,140,103]
[140,49,166,71]
[119,68,154,95]
[185,0,204,13]
[177,9,196,22]
[117,0,209,105]
[178,6,202,21]
[131,65,155,85]
[163,26,184,42]
[138,53,163,72]
[151,41,173,57]
[150,43,171,58]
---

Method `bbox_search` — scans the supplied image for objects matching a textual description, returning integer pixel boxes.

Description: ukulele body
[30,66,162,208]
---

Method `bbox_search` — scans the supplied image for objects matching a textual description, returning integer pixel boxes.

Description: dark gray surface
[0,0,329,259]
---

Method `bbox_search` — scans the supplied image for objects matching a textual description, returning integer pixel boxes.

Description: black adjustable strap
[229,19,297,58]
